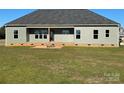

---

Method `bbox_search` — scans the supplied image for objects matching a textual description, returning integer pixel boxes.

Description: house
[5,9,120,47]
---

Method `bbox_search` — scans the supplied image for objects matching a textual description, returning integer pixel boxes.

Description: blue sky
[0,9,124,27]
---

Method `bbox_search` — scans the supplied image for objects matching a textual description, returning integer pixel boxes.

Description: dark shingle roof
[6,9,119,26]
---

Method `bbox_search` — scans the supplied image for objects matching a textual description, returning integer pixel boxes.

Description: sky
[0,9,124,27]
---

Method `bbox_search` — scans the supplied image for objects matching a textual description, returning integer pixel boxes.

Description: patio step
[47,43,55,48]
[33,43,63,49]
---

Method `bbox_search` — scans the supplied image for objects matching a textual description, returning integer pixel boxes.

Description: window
[14,35,18,39]
[93,30,98,39]
[14,30,18,39]
[106,30,109,37]
[62,30,70,34]
[39,34,42,39]
[76,30,80,39]
[35,34,47,39]
[44,34,47,39]
[35,34,38,39]
[34,30,48,39]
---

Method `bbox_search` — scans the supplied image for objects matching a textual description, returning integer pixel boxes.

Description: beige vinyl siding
[5,27,27,46]
[54,34,74,42]
[74,27,119,46]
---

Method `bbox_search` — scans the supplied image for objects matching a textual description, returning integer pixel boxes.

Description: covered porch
[27,28,75,43]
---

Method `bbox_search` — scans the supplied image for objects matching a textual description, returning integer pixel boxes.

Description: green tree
[0,26,5,39]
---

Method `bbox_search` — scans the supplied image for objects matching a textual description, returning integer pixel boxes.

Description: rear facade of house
[5,9,120,47]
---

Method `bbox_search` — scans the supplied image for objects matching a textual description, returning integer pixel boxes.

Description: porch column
[48,28,50,42]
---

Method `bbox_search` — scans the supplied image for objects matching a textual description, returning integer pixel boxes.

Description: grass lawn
[0,46,124,84]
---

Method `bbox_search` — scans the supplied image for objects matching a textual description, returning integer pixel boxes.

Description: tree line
[0,26,5,39]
